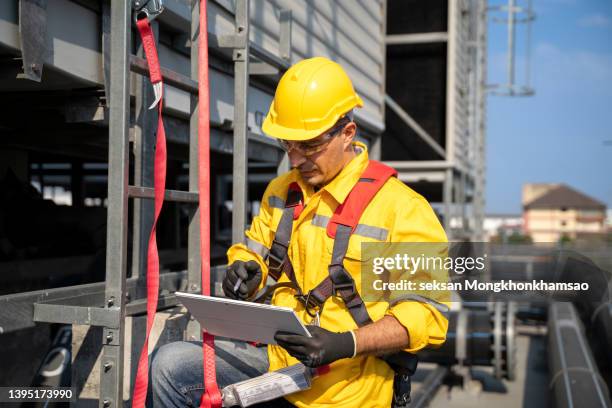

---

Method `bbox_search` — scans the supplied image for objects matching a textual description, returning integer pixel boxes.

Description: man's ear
[342,122,357,149]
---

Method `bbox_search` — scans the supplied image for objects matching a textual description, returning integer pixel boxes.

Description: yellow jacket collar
[321,141,369,204]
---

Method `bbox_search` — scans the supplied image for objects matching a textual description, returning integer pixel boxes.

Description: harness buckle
[295,291,324,318]
[265,250,285,280]
[133,0,164,22]
[332,281,357,302]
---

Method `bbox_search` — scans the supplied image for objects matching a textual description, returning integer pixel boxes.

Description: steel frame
[0,0,294,405]
[383,0,488,240]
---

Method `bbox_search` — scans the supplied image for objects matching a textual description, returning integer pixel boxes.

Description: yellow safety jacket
[227,142,449,408]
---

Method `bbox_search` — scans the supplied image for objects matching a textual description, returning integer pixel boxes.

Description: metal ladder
[30,0,292,406]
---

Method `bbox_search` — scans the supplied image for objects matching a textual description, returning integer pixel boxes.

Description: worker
[149,57,449,408]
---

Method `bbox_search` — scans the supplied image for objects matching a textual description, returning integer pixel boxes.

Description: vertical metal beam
[231,0,250,245]
[276,9,291,176]
[445,0,456,165]
[507,0,516,88]
[443,168,453,238]
[186,0,202,341]
[369,135,382,161]
[132,20,158,298]
[102,1,111,105]
[18,0,48,82]
[460,170,467,235]
[100,1,131,406]
[473,0,488,241]
[279,9,292,62]
[372,0,387,163]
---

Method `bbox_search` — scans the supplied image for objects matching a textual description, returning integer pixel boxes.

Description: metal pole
[279,9,292,62]
[186,0,202,341]
[385,94,446,158]
[276,9,291,176]
[231,0,250,245]
[473,0,488,241]
[507,0,516,89]
[100,0,131,406]
[443,168,453,238]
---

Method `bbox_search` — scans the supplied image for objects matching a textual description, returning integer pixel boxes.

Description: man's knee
[150,341,201,387]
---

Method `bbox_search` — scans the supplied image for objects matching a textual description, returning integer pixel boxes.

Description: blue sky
[486,0,612,214]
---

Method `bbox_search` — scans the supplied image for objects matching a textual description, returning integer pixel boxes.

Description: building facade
[522,184,607,242]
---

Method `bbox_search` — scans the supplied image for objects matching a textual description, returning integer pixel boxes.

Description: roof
[524,184,606,210]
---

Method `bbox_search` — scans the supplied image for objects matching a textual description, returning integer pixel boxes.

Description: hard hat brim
[262,97,364,141]
[262,119,330,141]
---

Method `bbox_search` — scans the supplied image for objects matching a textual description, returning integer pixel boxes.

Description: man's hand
[274,325,355,368]
[222,260,262,300]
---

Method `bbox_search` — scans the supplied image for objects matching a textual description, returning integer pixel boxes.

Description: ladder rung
[128,186,199,203]
[130,55,198,95]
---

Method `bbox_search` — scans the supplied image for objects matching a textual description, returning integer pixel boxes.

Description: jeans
[147,339,295,408]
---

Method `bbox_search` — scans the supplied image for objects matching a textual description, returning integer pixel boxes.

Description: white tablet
[175,292,311,345]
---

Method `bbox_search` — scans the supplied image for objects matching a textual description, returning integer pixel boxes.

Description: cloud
[578,13,611,28]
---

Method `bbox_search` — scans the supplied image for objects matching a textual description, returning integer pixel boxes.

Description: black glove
[222,260,262,300]
[274,325,355,368]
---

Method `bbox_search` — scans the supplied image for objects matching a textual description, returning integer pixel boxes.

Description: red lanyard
[131,8,221,407]
[131,16,167,408]
[197,0,222,406]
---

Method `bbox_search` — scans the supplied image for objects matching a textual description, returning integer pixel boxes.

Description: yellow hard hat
[262,57,364,141]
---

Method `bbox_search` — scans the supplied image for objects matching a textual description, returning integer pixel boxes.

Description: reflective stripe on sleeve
[268,196,285,209]
[246,237,270,260]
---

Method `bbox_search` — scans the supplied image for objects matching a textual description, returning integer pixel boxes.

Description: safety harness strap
[267,182,303,281]
[131,16,167,408]
[327,224,373,325]
[197,1,222,406]
[258,160,418,407]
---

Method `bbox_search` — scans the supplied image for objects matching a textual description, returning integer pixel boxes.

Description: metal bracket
[17,0,48,82]
[33,302,121,328]
[132,0,164,22]
[217,33,248,49]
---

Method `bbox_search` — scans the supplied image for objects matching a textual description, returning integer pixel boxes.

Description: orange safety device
[262,57,364,141]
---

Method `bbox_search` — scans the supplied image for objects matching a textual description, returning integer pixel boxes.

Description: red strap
[198,1,223,407]
[314,364,331,376]
[287,182,304,219]
[132,17,167,408]
[326,160,397,238]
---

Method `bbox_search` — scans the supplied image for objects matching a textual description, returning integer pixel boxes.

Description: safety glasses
[277,117,351,157]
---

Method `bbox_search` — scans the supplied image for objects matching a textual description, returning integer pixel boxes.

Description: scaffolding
[0,0,296,404]
[383,0,489,240]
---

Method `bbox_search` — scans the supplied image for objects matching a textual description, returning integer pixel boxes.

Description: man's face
[285,122,357,187]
